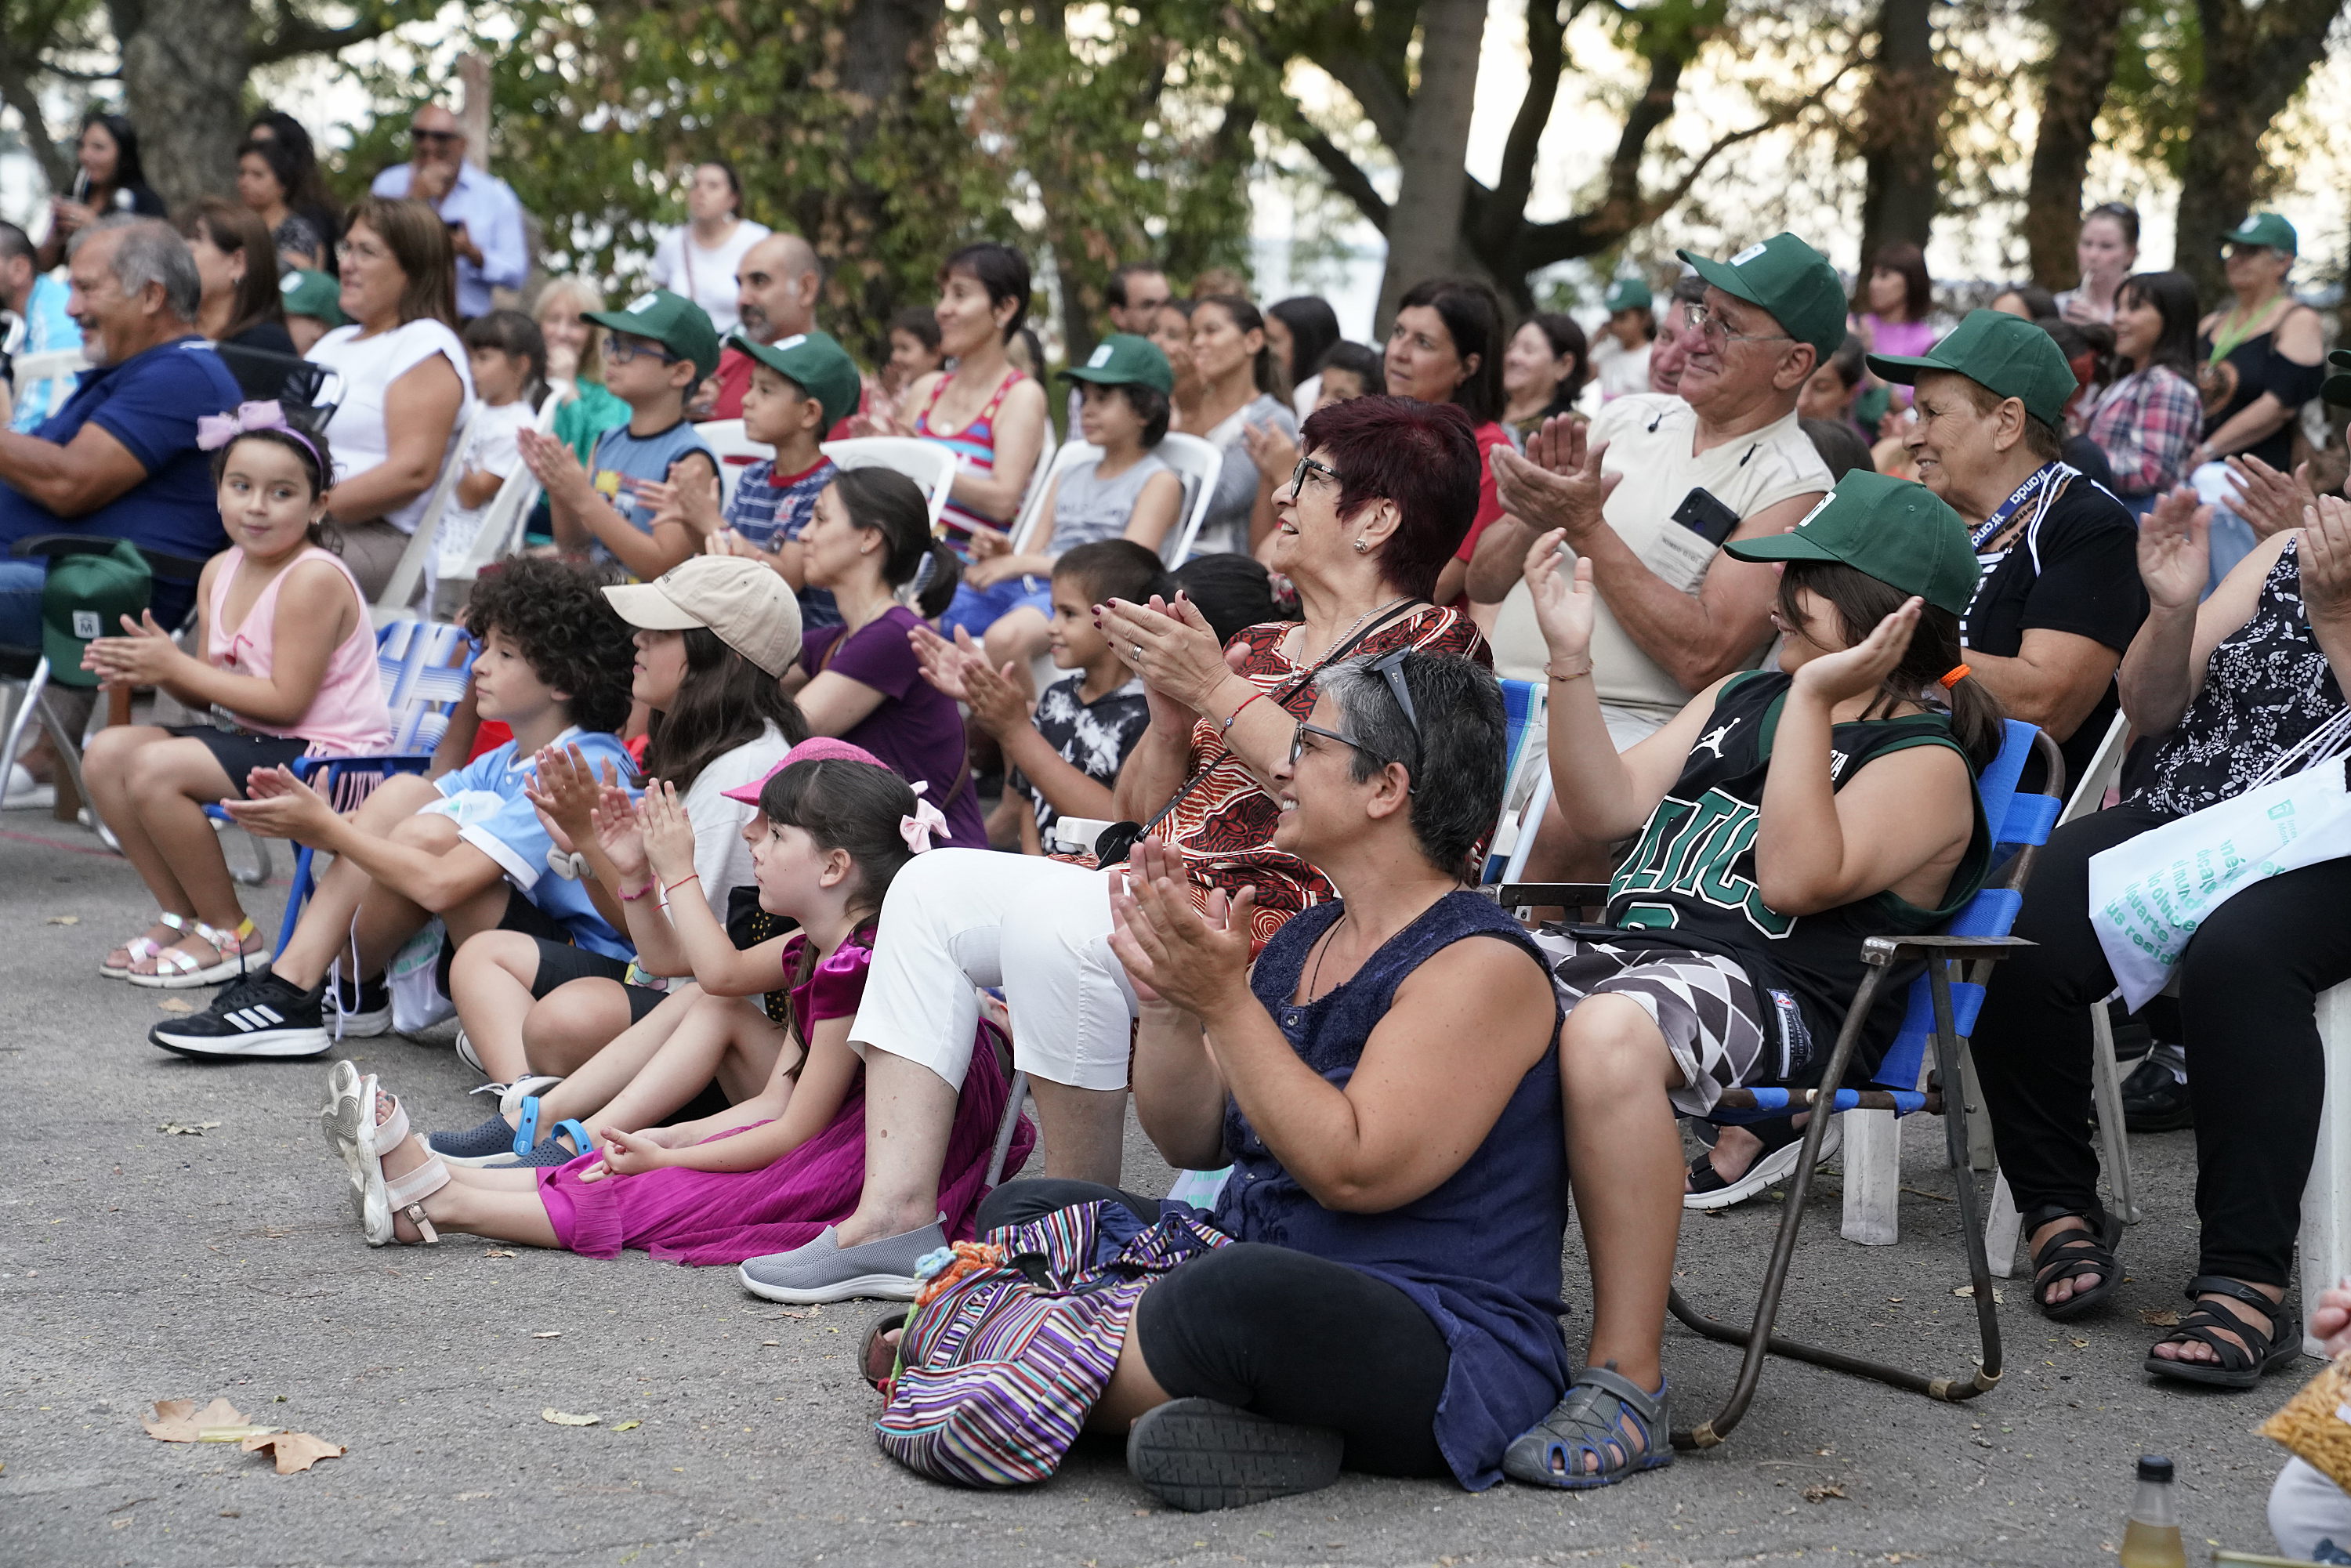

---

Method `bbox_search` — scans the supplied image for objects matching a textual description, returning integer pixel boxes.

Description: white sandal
[127,917,270,990]
[320,1075,448,1246]
[102,913,188,980]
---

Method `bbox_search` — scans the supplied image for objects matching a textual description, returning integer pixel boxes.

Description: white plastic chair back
[818,437,958,532]
[374,401,487,625]
[1153,433,1225,566]
[1007,440,1101,553]
[446,389,564,586]
[698,418,775,509]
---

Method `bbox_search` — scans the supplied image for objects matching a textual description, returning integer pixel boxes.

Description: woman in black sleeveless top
[1504,469,1998,1490]
[2194,215,2324,476]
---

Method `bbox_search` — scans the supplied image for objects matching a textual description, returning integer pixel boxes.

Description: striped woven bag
[872,1198,1229,1487]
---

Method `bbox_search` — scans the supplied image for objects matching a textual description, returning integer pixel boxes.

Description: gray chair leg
[985,1071,1030,1191]
[0,662,47,799]
[214,817,273,886]
[2088,997,2142,1224]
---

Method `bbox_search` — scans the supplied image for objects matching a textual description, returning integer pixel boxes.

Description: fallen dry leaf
[541,1409,599,1426]
[1802,1483,1849,1503]
[197,1424,279,1443]
[1951,1285,2004,1302]
[156,998,195,1013]
[158,1121,221,1136]
[2069,1336,2090,1349]
[484,1249,517,1258]
[241,1430,346,1474]
[45,914,78,925]
[531,1331,562,1338]
[143,1396,247,1442]
[612,1419,642,1432]
[2139,1308,2180,1327]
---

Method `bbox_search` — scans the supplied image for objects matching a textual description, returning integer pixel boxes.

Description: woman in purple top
[788,467,987,849]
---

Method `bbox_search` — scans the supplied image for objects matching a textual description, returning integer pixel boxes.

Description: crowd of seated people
[11,142,2351,1549]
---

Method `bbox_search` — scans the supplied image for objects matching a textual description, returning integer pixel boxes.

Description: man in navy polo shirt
[0,215,241,646]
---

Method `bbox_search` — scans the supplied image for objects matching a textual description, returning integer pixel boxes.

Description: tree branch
[252,3,426,67]
[1483,0,1565,255]
[1290,118,1390,234]
[1298,34,1412,150]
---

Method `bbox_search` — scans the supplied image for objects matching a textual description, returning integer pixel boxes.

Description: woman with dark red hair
[733,394,1494,1304]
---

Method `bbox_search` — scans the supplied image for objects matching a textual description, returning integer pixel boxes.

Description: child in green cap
[278,269,347,357]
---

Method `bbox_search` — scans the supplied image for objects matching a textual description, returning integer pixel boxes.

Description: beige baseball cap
[603,556,802,678]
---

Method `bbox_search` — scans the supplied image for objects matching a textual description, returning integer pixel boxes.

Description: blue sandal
[1503,1366,1672,1490]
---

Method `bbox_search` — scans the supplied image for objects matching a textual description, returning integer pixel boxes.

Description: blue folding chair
[1498,719,2064,1450]
[202,621,475,944]
[1480,678,1548,885]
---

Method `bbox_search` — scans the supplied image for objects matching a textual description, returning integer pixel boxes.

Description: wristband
[617,878,656,902]
[662,872,701,898]
[1220,687,1267,733]
[1546,661,1593,683]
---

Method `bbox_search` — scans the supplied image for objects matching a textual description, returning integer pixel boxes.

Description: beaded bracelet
[617,879,656,903]
[1220,687,1267,733]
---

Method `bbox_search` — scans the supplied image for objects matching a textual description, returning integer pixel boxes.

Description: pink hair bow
[900,786,950,854]
[196,400,290,452]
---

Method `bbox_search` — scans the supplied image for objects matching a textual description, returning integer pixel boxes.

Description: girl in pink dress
[317,754,1032,1264]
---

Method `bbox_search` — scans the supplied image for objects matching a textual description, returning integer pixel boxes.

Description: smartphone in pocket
[1672,487,1743,546]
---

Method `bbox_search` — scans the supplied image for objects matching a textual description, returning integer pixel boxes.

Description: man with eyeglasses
[368,103,525,319]
[1466,234,1839,878]
[1064,261,1170,431]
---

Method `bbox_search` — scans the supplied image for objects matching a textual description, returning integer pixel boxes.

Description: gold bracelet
[1546,661,1593,683]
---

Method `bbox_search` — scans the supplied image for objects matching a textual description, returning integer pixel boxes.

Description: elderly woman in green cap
[1868,307,2147,790]
[1501,469,2002,1489]
[2196,212,2327,581]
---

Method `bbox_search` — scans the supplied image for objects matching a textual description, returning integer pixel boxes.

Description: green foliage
[2102,0,2201,179]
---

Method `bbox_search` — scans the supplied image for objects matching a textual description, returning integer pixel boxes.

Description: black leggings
[1971,806,2351,1287]
[977,1179,1452,1477]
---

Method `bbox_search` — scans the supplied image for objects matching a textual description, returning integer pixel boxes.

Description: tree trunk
[1374,0,1486,335]
[113,0,252,211]
[2021,0,2127,291]
[2174,0,2346,303]
[1855,0,1947,267]
[807,0,948,335]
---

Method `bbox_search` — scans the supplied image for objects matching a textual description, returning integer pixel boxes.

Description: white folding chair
[819,437,959,532]
[1153,433,1225,566]
[444,390,564,590]
[1006,440,1100,553]
[375,403,487,626]
[698,418,775,509]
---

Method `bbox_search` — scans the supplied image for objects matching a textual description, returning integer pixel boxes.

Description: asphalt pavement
[0,802,2310,1566]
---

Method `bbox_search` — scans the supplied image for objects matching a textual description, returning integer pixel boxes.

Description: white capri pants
[848,849,1136,1093]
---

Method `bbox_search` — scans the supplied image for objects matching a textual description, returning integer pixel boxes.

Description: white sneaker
[4,762,54,809]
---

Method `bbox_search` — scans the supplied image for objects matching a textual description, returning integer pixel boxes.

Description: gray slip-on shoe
[737,1221,947,1304]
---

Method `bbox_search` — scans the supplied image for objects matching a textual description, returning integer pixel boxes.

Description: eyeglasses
[1369,646,1422,786]
[606,339,683,365]
[1685,302,1791,350]
[334,240,388,265]
[409,128,462,145]
[1288,455,1342,494]
[1288,721,1360,768]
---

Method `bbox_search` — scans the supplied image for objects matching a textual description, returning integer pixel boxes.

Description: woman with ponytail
[1501,470,1997,1490]
[786,465,984,848]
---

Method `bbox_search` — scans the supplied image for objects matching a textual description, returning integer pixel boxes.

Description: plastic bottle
[2119,1454,2187,1568]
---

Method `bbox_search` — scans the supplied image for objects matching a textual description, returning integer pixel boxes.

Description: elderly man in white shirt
[368,104,526,318]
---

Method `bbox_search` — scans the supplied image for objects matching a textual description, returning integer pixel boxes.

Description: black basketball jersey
[1594,671,1991,1082]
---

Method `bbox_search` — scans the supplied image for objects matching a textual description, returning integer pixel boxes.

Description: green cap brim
[1863,352,1940,387]
[1675,251,1763,315]
[1722,530,1846,569]
[42,621,99,686]
[2324,372,2351,407]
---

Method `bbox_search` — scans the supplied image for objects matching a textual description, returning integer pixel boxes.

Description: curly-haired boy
[154,558,641,1059]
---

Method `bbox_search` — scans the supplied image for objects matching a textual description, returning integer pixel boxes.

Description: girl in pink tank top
[82,414,393,990]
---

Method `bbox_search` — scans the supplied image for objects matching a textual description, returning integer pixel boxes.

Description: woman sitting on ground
[1971,486,2351,1389]
[931,651,1564,1509]
[1507,470,1998,1488]
[730,394,1491,1305]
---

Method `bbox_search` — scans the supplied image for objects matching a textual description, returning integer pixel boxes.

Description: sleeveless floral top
[2138,537,2348,818]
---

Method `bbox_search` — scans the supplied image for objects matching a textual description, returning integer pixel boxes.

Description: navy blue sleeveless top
[1207,889,1570,1490]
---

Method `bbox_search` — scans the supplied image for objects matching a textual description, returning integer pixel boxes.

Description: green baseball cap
[2323,349,2351,406]
[2222,212,2298,255]
[1603,277,1653,314]
[585,289,722,381]
[42,539,151,686]
[1867,309,2078,429]
[279,269,347,327]
[1725,469,1980,617]
[1059,333,1174,396]
[734,329,863,433]
[1675,234,1847,357]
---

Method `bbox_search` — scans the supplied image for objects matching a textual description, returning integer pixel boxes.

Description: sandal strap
[147,947,203,976]
[375,1089,411,1151]
[384,1148,450,1209]
[513,1095,542,1157]
[1685,1151,1731,1195]
[2185,1273,2280,1314]
[1520,1367,1667,1476]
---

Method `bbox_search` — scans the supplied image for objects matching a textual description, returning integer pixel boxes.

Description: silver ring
[1132,643,1144,659]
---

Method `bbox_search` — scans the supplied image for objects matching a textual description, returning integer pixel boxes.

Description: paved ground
[0,802,2311,1566]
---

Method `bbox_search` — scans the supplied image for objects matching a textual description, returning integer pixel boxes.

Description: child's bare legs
[582,993,785,1143]
[1553,993,1684,1475]
[273,774,448,989]
[449,932,556,1082]
[522,985,701,1121]
[521,976,647,1077]
[982,607,1051,675]
[83,728,263,970]
[376,1089,560,1247]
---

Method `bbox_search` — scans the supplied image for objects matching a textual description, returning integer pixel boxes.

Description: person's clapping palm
[2137,486,2211,613]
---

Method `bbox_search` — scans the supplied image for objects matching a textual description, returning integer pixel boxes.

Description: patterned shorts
[1532,932,1782,1117]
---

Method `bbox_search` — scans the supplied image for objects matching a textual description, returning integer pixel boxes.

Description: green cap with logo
[2222,212,2298,255]
[1867,308,2077,429]
[1059,333,1174,396]
[734,329,864,433]
[1725,469,1980,617]
[42,539,151,686]
[279,269,348,327]
[585,288,723,381]
[1675,234,1847,357]
[1603,277,1653,314]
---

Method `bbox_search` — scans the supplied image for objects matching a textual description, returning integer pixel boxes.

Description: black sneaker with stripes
[149,971,331,1059]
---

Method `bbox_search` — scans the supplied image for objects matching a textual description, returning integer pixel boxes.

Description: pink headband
[720,737,889,805]
[197,400,326,476]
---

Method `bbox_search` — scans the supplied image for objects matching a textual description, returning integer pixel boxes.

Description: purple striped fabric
[873,1200,1228,1487]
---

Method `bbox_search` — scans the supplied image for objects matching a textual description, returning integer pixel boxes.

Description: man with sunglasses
[368,103,525,319]
[1465,234,1839,876]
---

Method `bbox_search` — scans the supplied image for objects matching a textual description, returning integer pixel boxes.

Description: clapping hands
[1107,838,1254,1019]
[909,622,1030,736]
[2138,487,2212,612]
[637,779,699,884]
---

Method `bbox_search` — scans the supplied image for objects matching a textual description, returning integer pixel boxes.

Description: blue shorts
[940,574,1052,640]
